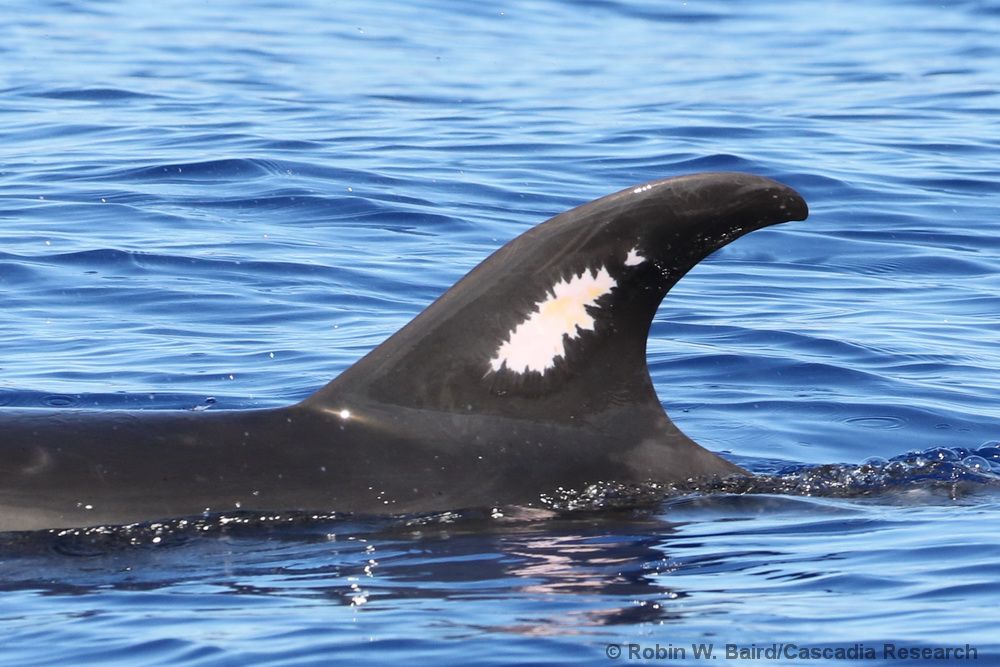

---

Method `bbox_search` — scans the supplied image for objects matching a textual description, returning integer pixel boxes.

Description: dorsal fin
[304,172,807,422]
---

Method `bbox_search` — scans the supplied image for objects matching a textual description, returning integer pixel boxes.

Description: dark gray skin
[0,172,808,532]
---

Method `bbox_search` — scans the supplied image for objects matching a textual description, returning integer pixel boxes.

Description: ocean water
[2,0,1000,664]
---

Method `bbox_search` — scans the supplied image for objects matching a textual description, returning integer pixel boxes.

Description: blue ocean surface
[2,0,1000,664]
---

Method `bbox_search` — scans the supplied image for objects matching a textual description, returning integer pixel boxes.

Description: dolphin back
[0,173,807,532]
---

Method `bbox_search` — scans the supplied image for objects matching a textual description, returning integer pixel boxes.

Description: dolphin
[0,172,807,532]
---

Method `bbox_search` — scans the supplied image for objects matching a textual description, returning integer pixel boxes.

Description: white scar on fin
[490,266,617,375]
[624,247,645,266]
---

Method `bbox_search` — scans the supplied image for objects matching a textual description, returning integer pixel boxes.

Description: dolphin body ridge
[0,172,808,532]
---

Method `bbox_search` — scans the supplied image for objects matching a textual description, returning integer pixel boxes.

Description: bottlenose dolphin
[0,172,807,532]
